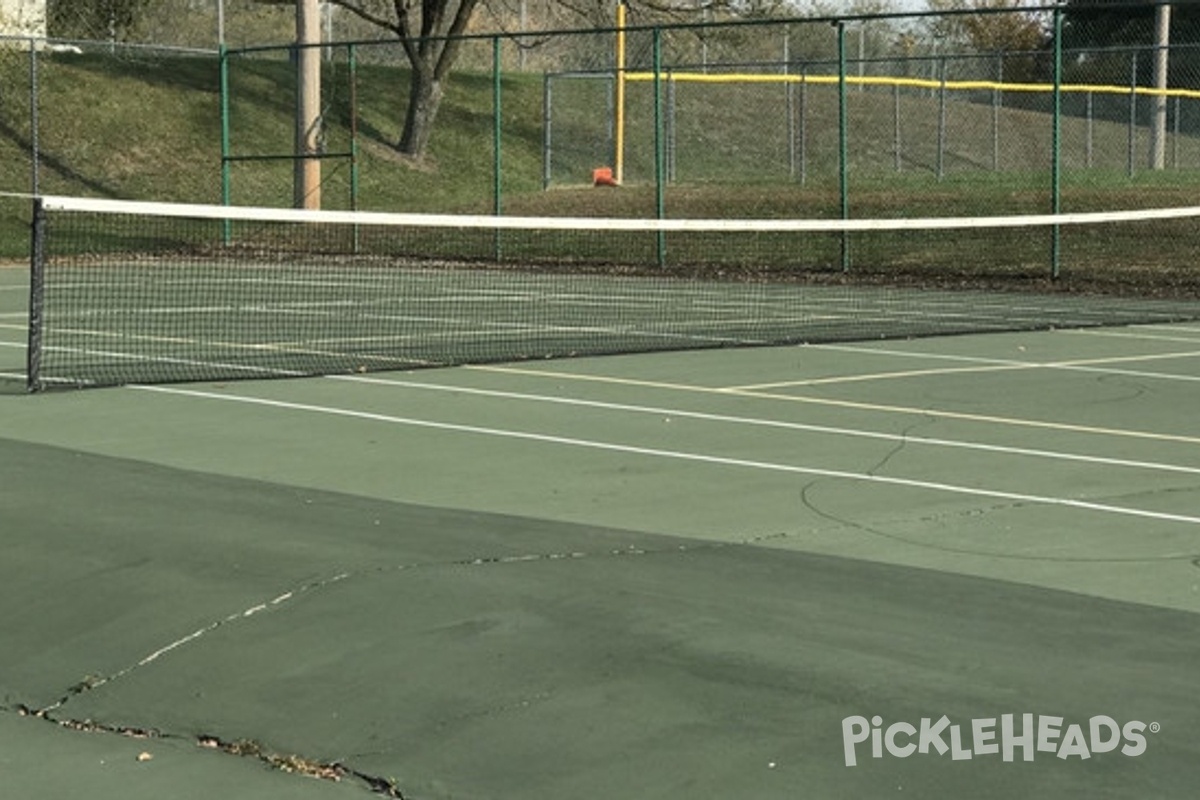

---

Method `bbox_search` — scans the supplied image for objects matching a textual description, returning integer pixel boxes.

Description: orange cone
[592,167,618,187]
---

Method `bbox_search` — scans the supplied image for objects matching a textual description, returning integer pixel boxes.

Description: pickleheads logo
[842,714,1159,767]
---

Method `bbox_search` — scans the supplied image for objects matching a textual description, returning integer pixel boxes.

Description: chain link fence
[545,7,1200,215]
[3,2,1200,237]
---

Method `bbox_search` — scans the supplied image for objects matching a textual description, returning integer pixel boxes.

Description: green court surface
[2,257,1200,798]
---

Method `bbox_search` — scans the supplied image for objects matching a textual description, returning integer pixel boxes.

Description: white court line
[738,362,1031,389]
[470,364,1200,446]
[733,343,1200,389]
[804,342,1200,369]
[1066,328,1200,345]
[130,384,1200,528]
[1119,324,1200,335]
[332,374,1200,477]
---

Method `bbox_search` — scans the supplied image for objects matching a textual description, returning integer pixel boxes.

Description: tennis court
[2,231,1200,798]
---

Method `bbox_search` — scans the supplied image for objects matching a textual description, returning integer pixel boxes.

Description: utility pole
[295,0,322,208]
[1150,2,1171,170]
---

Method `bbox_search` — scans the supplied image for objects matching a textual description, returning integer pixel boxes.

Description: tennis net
[25,195,1200,390]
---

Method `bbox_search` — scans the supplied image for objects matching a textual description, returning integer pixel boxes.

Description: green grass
[3,46,1200,261]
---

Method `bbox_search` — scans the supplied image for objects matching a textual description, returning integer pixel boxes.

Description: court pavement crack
[861,417,930,477]
[34,540,753,719]
[7,528,1193,791]
[7,541,760,799]
[2,702,406,797]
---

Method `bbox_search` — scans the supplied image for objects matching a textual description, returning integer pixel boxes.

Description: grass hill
[2,44,1200,260]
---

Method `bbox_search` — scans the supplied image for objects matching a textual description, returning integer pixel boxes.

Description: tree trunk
[398,67,445,157]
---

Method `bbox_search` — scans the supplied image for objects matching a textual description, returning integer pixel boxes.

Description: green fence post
[654,26,667,266]
[349,43,360,252]
[28,39,39,197]
[493,35,503,261]
[1051,5,1063,279]
[349,43,359,213]
[493,35,502,218]
[837,19,850,272]
[219,43,232,243]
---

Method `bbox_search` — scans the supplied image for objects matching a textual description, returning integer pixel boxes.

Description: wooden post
[1150,3,1171,171]
[295,0,321,209]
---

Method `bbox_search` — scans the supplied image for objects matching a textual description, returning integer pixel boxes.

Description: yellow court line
[468,364,1200,446]
[623,70,1200,100]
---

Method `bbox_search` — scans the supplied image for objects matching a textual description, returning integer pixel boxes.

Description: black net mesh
[25,197,1200,390]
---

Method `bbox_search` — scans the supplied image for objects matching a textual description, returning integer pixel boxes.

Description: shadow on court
[2,435,1198,800]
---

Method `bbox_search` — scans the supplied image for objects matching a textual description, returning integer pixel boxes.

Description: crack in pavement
[3,540,754,799]
[35,540,746,717]
[3,703,405,797]
[6,523,1198,795]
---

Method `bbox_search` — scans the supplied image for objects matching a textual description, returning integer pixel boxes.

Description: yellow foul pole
[614,1,627,185]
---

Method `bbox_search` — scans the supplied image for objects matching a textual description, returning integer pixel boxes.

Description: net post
[26,197,45,393]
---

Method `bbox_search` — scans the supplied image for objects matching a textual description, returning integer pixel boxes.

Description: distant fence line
[2,5,1199,235]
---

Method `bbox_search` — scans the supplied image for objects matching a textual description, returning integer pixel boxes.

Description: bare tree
[326,1,482,157]
[925,0,1051,56]
[327,0,802,159]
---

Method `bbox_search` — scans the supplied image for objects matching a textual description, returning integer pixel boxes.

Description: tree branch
[325,0,401,36]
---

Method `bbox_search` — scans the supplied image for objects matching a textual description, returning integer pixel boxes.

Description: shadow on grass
[0,118,122,201]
